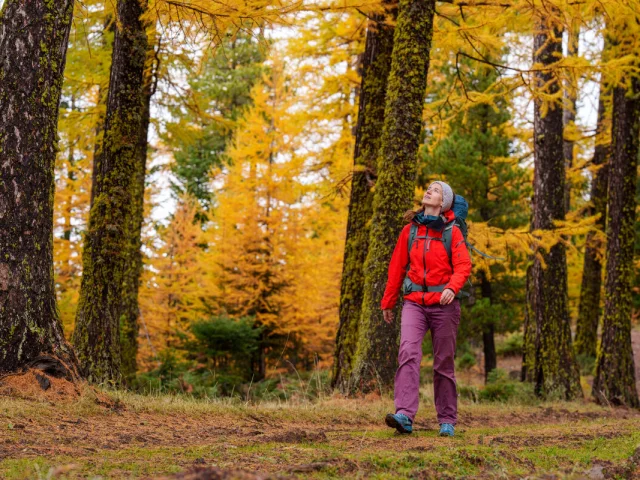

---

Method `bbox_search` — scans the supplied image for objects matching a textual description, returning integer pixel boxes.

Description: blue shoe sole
[385,414,412,434]
[439,430,454,437]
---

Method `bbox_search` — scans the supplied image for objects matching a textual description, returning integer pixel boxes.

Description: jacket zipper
[422,227,428,305]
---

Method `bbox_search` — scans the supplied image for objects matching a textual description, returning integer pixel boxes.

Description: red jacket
[381,209,472,309]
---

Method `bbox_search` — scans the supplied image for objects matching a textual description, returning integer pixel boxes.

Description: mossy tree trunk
[0,0,79,376]
[562,23,579,213]
[479,272,496,382]
[592,74,640,408]
[529,13,581,399]
[332,4,396,393]
[348,0,437,393]
[120,42,158,385]
[521,264,536,382]
[575,92,609,359]
[73,0,149,385]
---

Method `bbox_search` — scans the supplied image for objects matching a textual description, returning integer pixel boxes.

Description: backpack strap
[406,223,418,270]
[442,223,454,263]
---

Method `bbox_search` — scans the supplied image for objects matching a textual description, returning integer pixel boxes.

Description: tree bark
[575,91,609,359]
[332,4,396,393]
[529,13,581,399]
[73,0,149,385]
[521,265,536,382]
[563,22,579,213]
[120,41,157,385]
[0,0,79,376]
[592,74,640,408]
[348,0,437,392]
[480,272,496,382]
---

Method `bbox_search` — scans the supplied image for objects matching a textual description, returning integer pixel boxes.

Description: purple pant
[395,299,460,425]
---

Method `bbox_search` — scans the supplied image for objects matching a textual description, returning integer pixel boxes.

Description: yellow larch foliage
[138,197,212,367]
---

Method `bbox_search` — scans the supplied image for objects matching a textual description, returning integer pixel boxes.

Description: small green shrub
[576,354,596,376]
[458,384,479,402]
[456,352,477,370]
[478,368,535,403]
[496,332,523,357]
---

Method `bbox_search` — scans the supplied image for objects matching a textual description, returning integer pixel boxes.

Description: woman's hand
[383,309,394,324]
[440,288,456,305]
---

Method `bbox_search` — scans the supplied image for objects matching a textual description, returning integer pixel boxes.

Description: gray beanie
[430,181,454,212]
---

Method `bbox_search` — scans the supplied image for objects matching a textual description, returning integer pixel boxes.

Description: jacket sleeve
[380,225,410,310]
[444,226,472,295]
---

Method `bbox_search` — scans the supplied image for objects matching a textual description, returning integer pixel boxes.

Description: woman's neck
[423,205,441,217]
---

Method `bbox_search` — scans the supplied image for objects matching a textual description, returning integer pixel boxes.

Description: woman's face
[422,183,443,209]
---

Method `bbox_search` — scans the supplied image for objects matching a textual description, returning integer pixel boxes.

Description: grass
[0,384,639,479]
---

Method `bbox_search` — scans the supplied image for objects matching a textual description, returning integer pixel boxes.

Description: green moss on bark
[73,0,149,385]
[0,0,78,374]
[575,93,609,359]
[346,0,437,393]
[528,14,581,400]
[593,77,640,408]
[332,3,396,393]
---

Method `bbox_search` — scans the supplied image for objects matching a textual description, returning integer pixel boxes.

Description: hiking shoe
[439,423,454,437]
[385,413,413,434]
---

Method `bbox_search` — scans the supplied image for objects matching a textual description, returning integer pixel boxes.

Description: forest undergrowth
[1,368,639,480]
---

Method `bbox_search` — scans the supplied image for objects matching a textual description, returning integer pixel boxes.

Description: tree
[120,37,161,384]
[347,0,438,392]
[419,56,531,382]
[332,3,396,392]
[526,10,581,399]
[0,0,78,376]
[54,0,114,336]
[593,37,640,407]
[73,0,149,384]
[209,62,306,379]
[574,90,609,359]
[563,21,579,213]
[165,30,265,213]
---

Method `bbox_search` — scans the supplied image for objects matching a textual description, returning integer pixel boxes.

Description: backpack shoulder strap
[407,224,418,268]
[442,223,454,262]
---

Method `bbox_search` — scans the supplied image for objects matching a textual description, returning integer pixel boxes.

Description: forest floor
[1,382,639,479]
[0,328,639,479]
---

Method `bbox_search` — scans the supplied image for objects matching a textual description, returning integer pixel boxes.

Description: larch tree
[166,30,265,214]
[526,9,581,399]
[120,36,160,384]
[332,3,396,392]
[592,21,640,407]
[575,88,609,359]
[73,0,149,384]
[55,0,114,335]
[562,20,579,213]
[419,57,531,383]
[0,0,79,377]
[348,0,438,392]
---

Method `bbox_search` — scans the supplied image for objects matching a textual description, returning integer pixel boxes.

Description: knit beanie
[430,181,454,212]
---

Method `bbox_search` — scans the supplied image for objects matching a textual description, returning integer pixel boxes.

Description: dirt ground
[1,329,639,479]
[0,382,639,479]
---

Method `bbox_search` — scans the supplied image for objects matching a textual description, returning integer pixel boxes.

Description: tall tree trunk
[120,41,157,385]
[90,14,115,209]
[348,0,437,392]
[575,92,609,359]
[563,22,579,213]
[521,265,536,382]
[529,13,581,399]
[73,0,149,384]
[592,74,640,407]
[480,272,496,382]
[332,5,396,392]
[0,0,79,377]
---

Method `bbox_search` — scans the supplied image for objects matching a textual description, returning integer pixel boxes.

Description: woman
[381,181,471,437]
